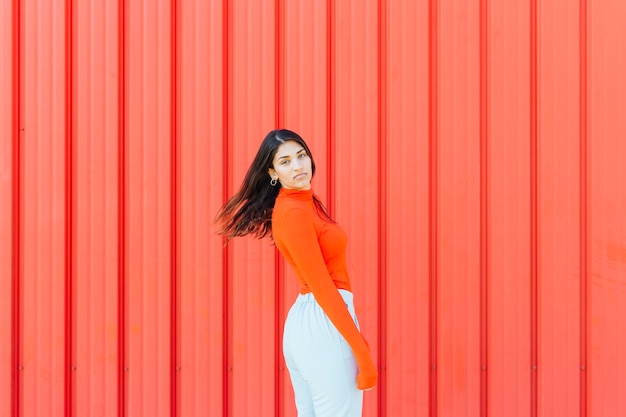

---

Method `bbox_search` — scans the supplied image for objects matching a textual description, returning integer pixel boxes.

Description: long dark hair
[215,129,333,240]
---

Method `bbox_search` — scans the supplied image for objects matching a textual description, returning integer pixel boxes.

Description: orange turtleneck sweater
[272,187,377,390]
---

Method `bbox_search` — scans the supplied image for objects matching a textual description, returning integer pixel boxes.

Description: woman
[215,129,377,416]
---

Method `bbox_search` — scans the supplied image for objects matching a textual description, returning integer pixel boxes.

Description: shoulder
[273,204,311,224]
[274,196,308,217]
[272,203,318,238]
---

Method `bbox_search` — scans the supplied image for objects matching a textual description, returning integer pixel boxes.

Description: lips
[294,173,308,180]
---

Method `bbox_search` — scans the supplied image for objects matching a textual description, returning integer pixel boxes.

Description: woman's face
[268,140,312,190]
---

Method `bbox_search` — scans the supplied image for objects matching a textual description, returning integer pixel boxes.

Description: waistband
[294,289,353,305]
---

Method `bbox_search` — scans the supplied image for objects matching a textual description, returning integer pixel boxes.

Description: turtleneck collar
[278,187,313,201]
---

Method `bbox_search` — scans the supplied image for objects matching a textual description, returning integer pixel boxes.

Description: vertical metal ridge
[274,1,284,415]
[579,0,588,414]
[64,0,74,415]
[479,0,489,415]
[11,0,21,414]
[377,0,387,412]
[530,0,539,415]
[117,0,127,415]
[428,0,438,415]
[170,0,178,415]
[275,246,284,417]
[275,0,283,130]
[222,0,232,415]
[327,0,335,217]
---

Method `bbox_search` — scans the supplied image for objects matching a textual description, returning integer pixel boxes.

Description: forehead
[274,140,305,158]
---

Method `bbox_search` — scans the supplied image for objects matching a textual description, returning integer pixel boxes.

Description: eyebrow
[277,148,306,160]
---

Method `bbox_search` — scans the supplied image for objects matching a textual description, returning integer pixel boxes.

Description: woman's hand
[356,354,378,390]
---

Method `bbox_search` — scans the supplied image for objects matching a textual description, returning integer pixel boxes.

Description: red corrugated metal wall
[1,0,625,416]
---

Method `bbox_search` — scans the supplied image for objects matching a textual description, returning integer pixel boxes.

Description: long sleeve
[273,206,377,390]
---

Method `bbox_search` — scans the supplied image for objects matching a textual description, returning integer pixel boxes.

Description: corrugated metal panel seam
[222,0,231,415]
[170,1,178,416]
[274,1,284,416]
[579,0,589,414]
[327,0,336,219]
[65,1,74,417]
[428,1,438,417]
[11,0,21,416]
[377,0,388,416]
[530,0,538,416]
[118,0,127,415]
[479,0,489,416]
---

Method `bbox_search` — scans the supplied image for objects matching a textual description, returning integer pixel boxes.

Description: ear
[268,168,276,178]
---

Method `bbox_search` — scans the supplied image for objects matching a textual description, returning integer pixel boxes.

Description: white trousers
[283,289,364,417]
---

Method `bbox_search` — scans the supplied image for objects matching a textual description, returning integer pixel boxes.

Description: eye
[298,153,307,159]
[280,159,290,165]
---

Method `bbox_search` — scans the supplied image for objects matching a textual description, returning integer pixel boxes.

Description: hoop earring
[270,177,278,187]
